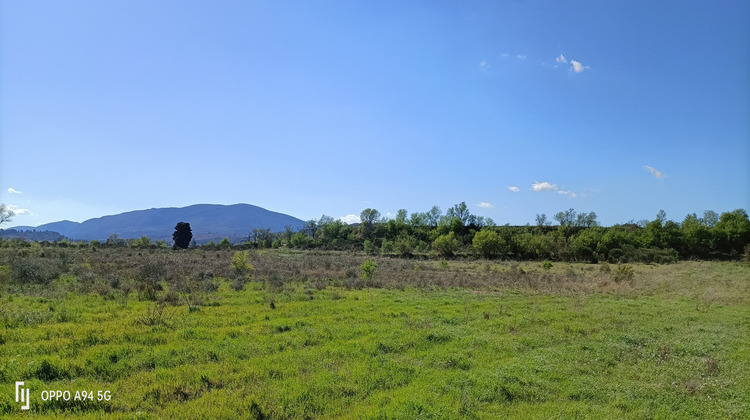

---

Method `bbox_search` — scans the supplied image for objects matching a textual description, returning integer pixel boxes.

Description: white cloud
[501,53,509,58]
[644,165,664,179]
[556,54,567,63]
[7,187,22,194]
[531,181,558,192]
[507,186,520,192]
[477,202,494,209]
[339,214,360,224]
[517,55,526,59]
[479,60,489,69]
[570,60,585,73]
[7,205,32,215]
[558,190,578,198]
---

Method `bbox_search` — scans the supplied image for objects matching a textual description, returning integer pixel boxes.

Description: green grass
[0,258,749,418]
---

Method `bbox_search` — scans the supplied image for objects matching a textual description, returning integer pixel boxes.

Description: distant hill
[15,204,305,243]
[0,228,64,242]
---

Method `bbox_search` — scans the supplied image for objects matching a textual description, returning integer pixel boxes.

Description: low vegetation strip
[0,247,748,418]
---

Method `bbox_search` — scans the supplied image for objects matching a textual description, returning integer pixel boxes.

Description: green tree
[360,259,377,292]
[554,208,576,227]
[472,228,504,258]
[433,232,460,257]
[359,208,381,239]
[393,233,418,257]
[446,202,472,225]
[251,228,275,248]
[395,209,408,225]
[575,211,599,228]
[409,212,428,228]
[714,209,750,257]
[426,206,442,226]
[219,237,231,250]
[106,233,126,247]
[702,210,719,228]
[680,213,711,258]
[172,222,193,249]
[290,232,311,248]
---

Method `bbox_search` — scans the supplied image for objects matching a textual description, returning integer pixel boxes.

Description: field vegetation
[0,245,748,418]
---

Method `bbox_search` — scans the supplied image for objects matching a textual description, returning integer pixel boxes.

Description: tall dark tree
[172,222,192,249]
[359,208,381,239]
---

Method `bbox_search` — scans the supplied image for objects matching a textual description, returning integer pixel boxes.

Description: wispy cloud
[556,54,567,63]
[558,190,577,198]
[507,186,520,193]
[479,60,489,69]
[477,202,494,209]
[516,55,526,59]
[531,181,558,192]
[339,214,360,224]
[501,53,509,58]
[7,205,32,215]
[644,165,664,179]
[570,60,585,73]
[7,187,22,194]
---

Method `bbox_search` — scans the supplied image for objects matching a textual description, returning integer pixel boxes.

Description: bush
[542,260,553,270]
[433,232,459,258]
[231,251,254,274]
[10,257,62,285]
[612,265,634,283]
[289,232,311,249]
[473,229,504,259]
[394,234,418,257]
[136,261,166,301]
[360,259,377,283]
[363,240,376,255]
[136,302,175,328]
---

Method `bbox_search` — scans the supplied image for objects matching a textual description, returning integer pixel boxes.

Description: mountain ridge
[5,204,305,243]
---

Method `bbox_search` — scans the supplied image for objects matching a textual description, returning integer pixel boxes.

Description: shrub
[360,259,377,291]
[599,262,611,273]
[136,302,175,328]
[231,251,254,274]
[10,258,62,285]
[612,265,634,283]
[473,229,504,259]
[136,260,166,301]
[363,239,376,255]
[360,259,377,281]
[393,234,418,257]
[289,232,311,249]
[433,232,459,258]
[542,260,553,270]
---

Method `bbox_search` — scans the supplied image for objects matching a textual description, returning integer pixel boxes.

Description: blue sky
[1,0,748,228]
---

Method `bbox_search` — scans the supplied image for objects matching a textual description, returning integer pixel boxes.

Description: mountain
[24,204,305,243]
[0,228,64,242]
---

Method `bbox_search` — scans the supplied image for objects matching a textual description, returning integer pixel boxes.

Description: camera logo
[15,381,30,410]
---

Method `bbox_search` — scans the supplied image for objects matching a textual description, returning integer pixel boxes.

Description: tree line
[1,202,748,262]
[181,203,750,262]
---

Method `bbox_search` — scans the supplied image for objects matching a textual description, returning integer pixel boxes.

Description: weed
[612,265,634,283]
[136,302,175,328]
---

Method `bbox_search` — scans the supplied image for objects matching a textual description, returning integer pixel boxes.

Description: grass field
[1,251,749,418]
